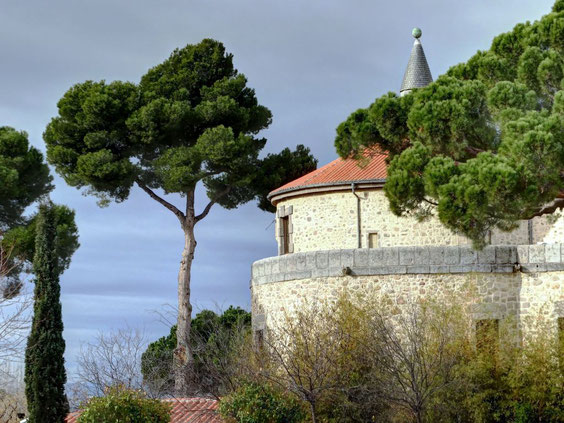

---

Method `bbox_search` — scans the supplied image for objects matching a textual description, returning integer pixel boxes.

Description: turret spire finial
[400,28,433,96]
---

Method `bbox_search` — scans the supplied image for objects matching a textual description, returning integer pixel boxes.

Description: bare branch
[529,196,564,218]
[135,179,185,224]
[73,327,148,398]
[194,187,232,223]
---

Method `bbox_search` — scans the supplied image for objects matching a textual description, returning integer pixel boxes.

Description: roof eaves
[268,178,386,201]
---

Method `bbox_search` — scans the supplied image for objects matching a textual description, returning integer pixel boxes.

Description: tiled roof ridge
[293,155,342,185]
[268,147,388,199]
[162,396,217,401]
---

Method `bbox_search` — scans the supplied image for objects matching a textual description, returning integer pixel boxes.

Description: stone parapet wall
[252,244,564,285]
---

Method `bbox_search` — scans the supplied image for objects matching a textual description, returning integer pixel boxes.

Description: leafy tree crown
[44,39,316,211]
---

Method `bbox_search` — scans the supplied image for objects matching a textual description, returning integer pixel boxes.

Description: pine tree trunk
[174,192,196,395]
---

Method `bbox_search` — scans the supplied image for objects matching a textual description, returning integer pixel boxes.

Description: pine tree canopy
[44,39,317,213]
[0,127,79,298]
[0,127,52,230]
[335,1,564,248]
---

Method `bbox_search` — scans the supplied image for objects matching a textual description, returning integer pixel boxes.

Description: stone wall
[251,244,564,335]
[274,189,564,253]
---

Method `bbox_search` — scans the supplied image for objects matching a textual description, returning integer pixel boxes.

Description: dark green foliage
[219,382,306,423]
[2,205,79,274]
[0,127,52,230]
[140,324,176,393]
[24,203,69,423]
[77,386,171,423]
[254,145,317,212]
[0,126,79,298]
[141,306,251,394]
[44,39,316,209]
[335,2,564,248]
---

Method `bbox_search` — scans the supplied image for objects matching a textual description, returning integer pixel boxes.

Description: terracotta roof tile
[269,149,388,198]
[65,397,221,423]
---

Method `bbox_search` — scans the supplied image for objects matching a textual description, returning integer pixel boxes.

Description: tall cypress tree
[24,203,69,422]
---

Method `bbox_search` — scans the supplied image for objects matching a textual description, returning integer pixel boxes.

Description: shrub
[219,382,306,423]
[77,386,170,423]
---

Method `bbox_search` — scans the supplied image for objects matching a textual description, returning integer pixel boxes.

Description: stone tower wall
[251,244,564,336]
[274,189,564,253]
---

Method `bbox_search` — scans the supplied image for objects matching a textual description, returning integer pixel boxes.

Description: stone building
[251,29,564,340]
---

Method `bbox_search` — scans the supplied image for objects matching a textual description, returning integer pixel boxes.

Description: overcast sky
[0,0,555,376]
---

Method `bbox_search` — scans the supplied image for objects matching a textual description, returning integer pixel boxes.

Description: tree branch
[529,196,564,218]
[464,146,486,157]
[194,187,232,223]
[135,179,185,223]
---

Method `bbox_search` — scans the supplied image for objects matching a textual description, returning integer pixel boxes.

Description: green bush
[77,386,170,423]
[219,382,306,423]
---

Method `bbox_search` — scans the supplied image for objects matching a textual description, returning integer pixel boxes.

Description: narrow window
[368,232,379,248]
[476,319,499,356]
[281,216,290,254]
[277,205,293,255]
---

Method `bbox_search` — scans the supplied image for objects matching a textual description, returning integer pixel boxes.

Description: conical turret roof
[400,28,433,96]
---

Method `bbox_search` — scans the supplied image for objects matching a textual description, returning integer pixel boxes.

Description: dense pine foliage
[335,1,564,247]
[0,127,79,298]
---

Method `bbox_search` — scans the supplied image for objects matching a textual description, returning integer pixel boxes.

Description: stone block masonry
[252,244,564,285]
[274,190,564,253]
[251,244,564,337]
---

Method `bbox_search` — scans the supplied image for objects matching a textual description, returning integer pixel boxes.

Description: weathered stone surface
[296,253,307,270]
[383,248,400,265]
[371,265,407,275]
[316,251,329,268]
[399,247,417,265]
[545,244,561,263]
[430,265,450,273]
[407,265,430,274]
[253,267,564,341]
[341,250,354,267]
[529,245,546,263]
[460,247,478,265]
[252,244,563,284]
[444,246,460,265]
[283,271,311,281]
[369,248,385,266]
[413,247,430,265]
[272,190,563,254]
[286,255,297,272]
[428,246,445,265]
[329,250,341,267]
[496,246,516,264]
[478,247,496,264]
[517,245,529,263]
[354,249,369,267]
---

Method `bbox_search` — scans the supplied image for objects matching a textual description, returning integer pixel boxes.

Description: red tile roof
[165,397,220,423]
[269,149,388,200]
[65,397,221,423]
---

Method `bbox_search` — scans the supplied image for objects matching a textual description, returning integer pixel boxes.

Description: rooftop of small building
[268,148,388,201]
